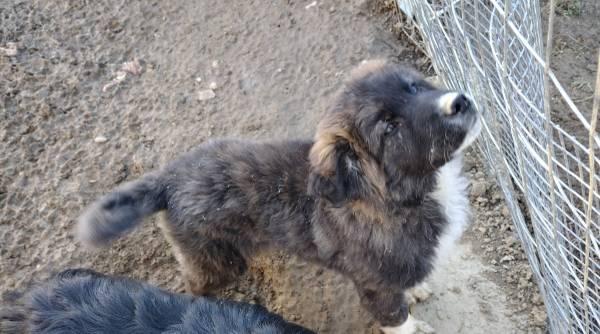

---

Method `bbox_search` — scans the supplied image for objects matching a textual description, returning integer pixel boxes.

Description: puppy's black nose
[450,94,471,115]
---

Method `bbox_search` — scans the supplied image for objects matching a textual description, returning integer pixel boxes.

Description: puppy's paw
[405,282,433,305]
[381,315,435,334]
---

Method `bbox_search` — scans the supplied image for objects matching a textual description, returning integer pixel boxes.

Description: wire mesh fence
[395,0,599,332]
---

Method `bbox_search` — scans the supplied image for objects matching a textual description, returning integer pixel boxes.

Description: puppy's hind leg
[181,239,248,296]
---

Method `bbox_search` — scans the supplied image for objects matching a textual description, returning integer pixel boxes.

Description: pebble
[518,277,529,289]
[209,81,218,90]
[211,60,219,68]
[0,42,18,56]
[471,180,488,197]
[448,286,462,294]
[198,89,216,101]
[94,136,108,143]
[305,1,317,9]
[500,255,514,263]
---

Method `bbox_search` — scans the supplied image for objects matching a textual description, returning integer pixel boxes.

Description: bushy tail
[77,172,166,247]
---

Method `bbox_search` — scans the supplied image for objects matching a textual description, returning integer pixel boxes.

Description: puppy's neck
[386,172,437,207]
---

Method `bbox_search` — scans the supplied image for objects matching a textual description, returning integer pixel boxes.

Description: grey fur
[0,268,314,334]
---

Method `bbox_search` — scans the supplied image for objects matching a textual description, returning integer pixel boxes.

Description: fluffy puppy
[77,60,481,333]
[0,268,314,334]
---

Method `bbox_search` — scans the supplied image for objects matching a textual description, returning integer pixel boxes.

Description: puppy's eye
[408,83,418,94]
[384,121,397,135]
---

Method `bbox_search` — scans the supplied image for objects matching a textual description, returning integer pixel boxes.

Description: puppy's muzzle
[437,92,473,116]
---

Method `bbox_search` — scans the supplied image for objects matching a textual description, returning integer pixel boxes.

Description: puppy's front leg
[356,286,434,334]
[380,314,435,334]
[405,282,433,306]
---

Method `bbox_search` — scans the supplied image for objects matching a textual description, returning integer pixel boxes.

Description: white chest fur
[430,155,471,269]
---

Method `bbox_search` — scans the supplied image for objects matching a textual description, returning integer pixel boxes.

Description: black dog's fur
[0,269,314,334]
[77,60,479,327]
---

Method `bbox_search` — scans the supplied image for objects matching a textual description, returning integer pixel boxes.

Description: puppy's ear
[308,141,363,206]
[308,115,363,205]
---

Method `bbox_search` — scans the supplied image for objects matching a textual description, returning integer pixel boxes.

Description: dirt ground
[1,0,597,333]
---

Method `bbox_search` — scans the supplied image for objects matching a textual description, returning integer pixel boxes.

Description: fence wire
[396,0,600,333]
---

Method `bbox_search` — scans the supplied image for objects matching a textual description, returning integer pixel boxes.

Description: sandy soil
[3,0,596,333]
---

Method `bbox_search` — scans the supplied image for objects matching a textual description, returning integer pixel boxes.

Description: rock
[121,58,142,75]
[0,42,18,57]
[211,60,219,68]
[532,293,543,305]
[195,77,202,83]
[448,286,461,294]
[209,81,218,90]
[471,181,488,197]
[198,89,216,101]
[518,277,529,289]
[501,206,511,217]
[305,1,317,9]
[504,236,518,246]
[500,255,514,263]
[531,306,547,325]
[94,136,108,143]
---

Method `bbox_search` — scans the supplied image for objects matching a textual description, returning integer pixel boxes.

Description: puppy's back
[0,269,313,334]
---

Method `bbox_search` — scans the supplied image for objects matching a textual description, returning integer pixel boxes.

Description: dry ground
[3,0,596,332]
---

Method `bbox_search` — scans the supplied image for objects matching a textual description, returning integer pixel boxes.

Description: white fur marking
[431,156,471,268]
[437,92,459,115]
[455,115,482,154]
[381,314,435,334]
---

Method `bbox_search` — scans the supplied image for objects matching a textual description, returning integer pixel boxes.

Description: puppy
[77,60,481,333]
[0,268,314,334]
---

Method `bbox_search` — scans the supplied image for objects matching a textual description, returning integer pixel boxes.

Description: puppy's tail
[77,172,167,248]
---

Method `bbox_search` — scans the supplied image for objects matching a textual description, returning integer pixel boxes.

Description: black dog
[78,60,481,333]
[0,269,314,334]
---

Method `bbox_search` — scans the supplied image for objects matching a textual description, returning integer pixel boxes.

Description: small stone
[471,181,488,197]
[518,277,529,289]
[448,286,461,294]
[211,60,219,68]
[501,206,511,217]
[195,77,202,83]
[305,1,317,9]
[500,255,514,263]
[209,81,218,90]
[94,136,108,143]
[121,58,142,75]
[198,89,216,101]
[0,42,18,56]
[531,306,547,325]
[329,6,336,13]
[115,71,127,81]
[505,236,518,246]
[532,293,543,305]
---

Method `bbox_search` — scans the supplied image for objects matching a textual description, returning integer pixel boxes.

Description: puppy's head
[309,60,481,205]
